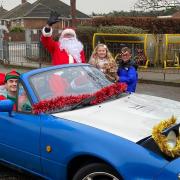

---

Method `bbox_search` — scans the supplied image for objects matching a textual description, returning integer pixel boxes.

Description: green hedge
[92,17,180,33]
[97,25,147,34]
[10,26,25,33]
[76,25,146,45]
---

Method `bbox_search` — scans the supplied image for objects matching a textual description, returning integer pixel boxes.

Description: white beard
[59,37,83,63]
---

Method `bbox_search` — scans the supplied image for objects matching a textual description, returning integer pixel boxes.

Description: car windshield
[30,66,112,101]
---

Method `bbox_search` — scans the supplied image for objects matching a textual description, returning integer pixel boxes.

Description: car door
[0,83,41,174]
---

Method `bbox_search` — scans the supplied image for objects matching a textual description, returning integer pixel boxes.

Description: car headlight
[151,116,180,158]
[167,130,177,149]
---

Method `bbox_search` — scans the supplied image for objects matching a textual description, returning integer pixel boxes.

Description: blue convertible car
[0,64,180,180]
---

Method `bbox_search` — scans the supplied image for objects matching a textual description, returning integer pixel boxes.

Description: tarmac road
[136,82,180,102]
[0,164,40,179]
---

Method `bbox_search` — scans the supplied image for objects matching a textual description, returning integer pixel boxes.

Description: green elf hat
[5,70,20,82]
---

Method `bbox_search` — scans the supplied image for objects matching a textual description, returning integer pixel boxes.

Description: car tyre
[72,163,122,180]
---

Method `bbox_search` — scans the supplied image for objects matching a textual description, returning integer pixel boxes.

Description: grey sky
[1,0,136,15]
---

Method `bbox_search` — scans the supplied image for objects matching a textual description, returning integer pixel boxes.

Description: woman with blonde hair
[89,43,118,82]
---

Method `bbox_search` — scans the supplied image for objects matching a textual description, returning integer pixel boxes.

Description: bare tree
[134,0,180,11]
[70,0,76,27]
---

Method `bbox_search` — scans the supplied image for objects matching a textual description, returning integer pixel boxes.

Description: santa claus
[41,11,85,65]
[41,24,85,65]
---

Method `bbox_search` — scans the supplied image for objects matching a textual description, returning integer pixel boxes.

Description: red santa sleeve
[41,27,57,54]
[80,50,86,63]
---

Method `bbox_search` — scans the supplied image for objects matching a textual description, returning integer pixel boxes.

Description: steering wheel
[70,76,94,93]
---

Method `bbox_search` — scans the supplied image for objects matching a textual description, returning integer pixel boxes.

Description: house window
[21,20,24,27]
[16,20,20,26]
[65,20,69,27]
[62,20,65,29]
[32,29,37,34]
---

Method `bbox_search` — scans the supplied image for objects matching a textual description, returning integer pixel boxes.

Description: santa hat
[5,70,20,82]
[60,28,76,38]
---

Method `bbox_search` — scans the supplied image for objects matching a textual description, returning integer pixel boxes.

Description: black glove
[47,11,60,26]
[44,27,51,33]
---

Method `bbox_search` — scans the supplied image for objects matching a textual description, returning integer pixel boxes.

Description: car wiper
[71,92,125,110]
[50,92,128,113]
[115,92,128,98]
[70,95,96,110]
[51,95,96,113]
[105,92,127,102]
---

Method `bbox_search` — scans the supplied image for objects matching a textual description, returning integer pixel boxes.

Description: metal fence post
[25,29,32,58]
[0,29,3,61]
[163,70,166,80]
[3,40,9,62]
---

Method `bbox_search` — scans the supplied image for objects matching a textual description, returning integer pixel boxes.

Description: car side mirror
[0,99,14,116]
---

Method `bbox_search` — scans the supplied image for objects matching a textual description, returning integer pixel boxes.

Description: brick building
[0,6,7,20]
[0,0,90,31]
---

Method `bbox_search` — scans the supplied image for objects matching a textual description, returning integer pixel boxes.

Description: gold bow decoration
[152,116,180,158]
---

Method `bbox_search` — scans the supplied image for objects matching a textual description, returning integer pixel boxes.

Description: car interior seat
[48,74,69,97]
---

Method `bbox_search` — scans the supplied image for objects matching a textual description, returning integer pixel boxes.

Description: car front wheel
[72,163,122,180]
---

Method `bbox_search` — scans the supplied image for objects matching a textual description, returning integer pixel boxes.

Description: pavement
[138,67,180,87]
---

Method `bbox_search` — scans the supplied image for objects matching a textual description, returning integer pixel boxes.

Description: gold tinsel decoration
[152,116,180,158]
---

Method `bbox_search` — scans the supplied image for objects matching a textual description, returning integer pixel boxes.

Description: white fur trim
[61,28,76,38]
[42,27,53,37]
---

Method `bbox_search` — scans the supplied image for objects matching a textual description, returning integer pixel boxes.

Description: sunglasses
[121,53,130,56]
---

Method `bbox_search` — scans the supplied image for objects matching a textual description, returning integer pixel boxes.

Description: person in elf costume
[41,11,86,65]
[0,70,20,104]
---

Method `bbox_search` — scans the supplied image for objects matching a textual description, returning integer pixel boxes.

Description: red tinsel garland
[33,82,127,114]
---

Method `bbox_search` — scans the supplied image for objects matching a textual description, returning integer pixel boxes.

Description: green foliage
[75,25,146,55]
[76,25,97,44]
[76,25,97,35]
[10,26,24,32]
[76,25,146,46]
[97,25,147,34]
[92,16,180,33]
[134,0,180,12]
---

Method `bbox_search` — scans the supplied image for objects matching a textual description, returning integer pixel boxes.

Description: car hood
[53,93,180,142]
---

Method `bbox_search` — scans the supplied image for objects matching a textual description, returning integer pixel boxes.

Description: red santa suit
[41,27,86,65]
[0,73,6,101]
[0,73,5,86]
